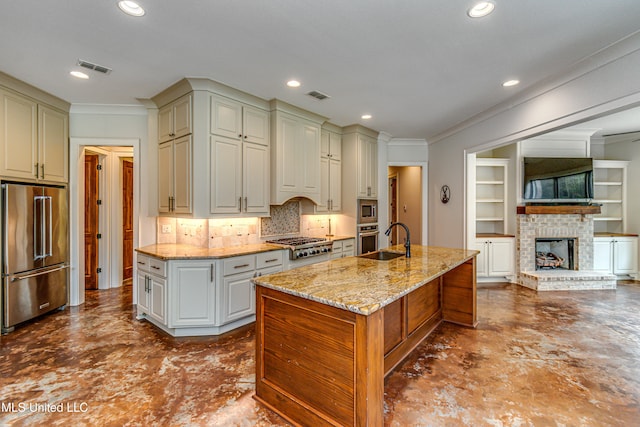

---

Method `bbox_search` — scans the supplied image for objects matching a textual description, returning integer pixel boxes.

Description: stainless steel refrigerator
[2,182,69,333]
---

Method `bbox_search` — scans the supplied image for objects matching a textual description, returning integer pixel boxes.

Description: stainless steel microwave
[358,199,378,224]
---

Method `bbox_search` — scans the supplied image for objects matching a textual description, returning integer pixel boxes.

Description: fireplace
[516,209,616,290]
[535,238,575,270]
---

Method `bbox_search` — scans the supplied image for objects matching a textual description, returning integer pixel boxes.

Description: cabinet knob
[238,134,242,138]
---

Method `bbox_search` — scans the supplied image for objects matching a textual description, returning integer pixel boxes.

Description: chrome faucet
[384,222,411,258]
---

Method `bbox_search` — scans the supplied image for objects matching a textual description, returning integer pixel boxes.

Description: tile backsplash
[157,200,346,248]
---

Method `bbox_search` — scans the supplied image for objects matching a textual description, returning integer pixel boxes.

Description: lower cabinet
[474,237,515,279]
[593,236,638,276]
[136,250,284,337]
[331,238,356,259]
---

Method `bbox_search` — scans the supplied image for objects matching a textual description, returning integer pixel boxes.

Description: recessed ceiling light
[286,80,301,88]
[118,1,145,17]
[361,114,372,120]
[502,79,520,87]
[467,1,495,18]
[70,71,89,79]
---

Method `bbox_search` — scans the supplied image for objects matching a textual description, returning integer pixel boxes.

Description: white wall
[68,105,153,306]
[428,32,640,248]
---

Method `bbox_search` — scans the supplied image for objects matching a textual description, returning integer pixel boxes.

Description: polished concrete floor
[1,282,639,426]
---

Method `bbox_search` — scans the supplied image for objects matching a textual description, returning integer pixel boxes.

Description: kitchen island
[252,245,478,426]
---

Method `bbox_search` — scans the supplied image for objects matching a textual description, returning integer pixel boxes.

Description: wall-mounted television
[523,157,594,204]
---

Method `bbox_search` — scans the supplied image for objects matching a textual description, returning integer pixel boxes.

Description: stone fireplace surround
[516,209,616,291]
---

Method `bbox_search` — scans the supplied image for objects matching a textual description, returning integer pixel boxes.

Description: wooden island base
[255,257,476,427]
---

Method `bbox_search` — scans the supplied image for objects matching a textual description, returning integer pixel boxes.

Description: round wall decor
[440,185,451,204]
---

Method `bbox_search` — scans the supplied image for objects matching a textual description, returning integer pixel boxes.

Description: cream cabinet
[210,95,270,215]
[593,236,638,276]
[331,239,355,259]
[0,87,68,183]
[474,237,515,279]
[136,254,167,325]
[342,125,379,204]
[270,100,325,205]
[317,128,342,213]
[169,260,216,327]
[158,135,192,214]
[210,94,269,146]
[136,250,285,337]
[158,94,192,143]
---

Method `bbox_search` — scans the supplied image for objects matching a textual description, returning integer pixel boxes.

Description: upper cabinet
[210,94,270,215]
[592,160,628,234]
[153,78,271,217]
[317,124,342,213]
[270,100,326,205]
[158,94,192,143]
[0,78,69,184]
[342,125,379,201]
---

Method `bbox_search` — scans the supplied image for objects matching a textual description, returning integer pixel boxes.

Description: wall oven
[357,224,379,255]
[358,199,378,224]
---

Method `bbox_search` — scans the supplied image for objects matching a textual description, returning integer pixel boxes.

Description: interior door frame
[69,137,140,307]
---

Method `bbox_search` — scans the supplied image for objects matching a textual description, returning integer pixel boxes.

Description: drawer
[332,241,343,252]
[223,255,256,276]
[256,265,283,278]
[136,254,151,272]
[148,257,167,277]
[342,239,355,252]
[257,251,284,269]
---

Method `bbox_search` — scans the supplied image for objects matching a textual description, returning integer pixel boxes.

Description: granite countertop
[135,243,285,260]
[252,245,479,316]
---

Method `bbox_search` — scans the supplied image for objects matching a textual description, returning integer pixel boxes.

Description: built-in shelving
[475,158,509,235]
[593,160,628,234]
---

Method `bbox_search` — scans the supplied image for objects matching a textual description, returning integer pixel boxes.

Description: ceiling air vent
[306,90,330,101]
[77,59,112,75]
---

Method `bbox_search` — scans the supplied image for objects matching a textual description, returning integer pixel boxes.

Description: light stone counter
[135,243,284,260]
[252,244,478,315]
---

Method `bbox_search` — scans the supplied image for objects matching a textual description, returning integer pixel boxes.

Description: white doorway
[388,166,423,245]
[69,138,140,306]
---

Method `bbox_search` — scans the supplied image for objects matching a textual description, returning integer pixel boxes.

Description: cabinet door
[210,95,242,139]
[277,113,300,193]
[172,135,192,214]
[488,238,514,277]
[38,105,68,183]
[329,158,341,211]
[243,105,269,146]
[613,237,638,275]
[301,120,320,194]
[593,238,613,273]
[149,275,167,324]
[357,135,371,198]
[158,104,174,143]
[158,141,173,213]
[367,137,378,198]
[317,156,329,212]
[0,89,38,180]
[473,240,488,277]
[243,141,269,213]
[172,94,192,139]
[342,239,355,257]
[210,135,242,213]
[170,261,215,327]
[136,272,150,313]
[329,131,341,161]
[221,271,255,324]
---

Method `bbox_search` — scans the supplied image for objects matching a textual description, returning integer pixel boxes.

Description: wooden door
[389,175,398,244]
[84,153,99,289]
[122,159,134,282]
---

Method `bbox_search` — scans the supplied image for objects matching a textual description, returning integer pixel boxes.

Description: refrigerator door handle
[10,264,70,282]
[44,196,53,258]
[33,195,44,260]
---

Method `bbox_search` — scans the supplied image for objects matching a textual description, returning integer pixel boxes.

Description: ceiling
[1,1,640,140]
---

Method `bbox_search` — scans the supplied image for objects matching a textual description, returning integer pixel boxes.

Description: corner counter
[252,245,478,427]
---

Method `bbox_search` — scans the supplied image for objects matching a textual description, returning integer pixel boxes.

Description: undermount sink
[359,251,405,261]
